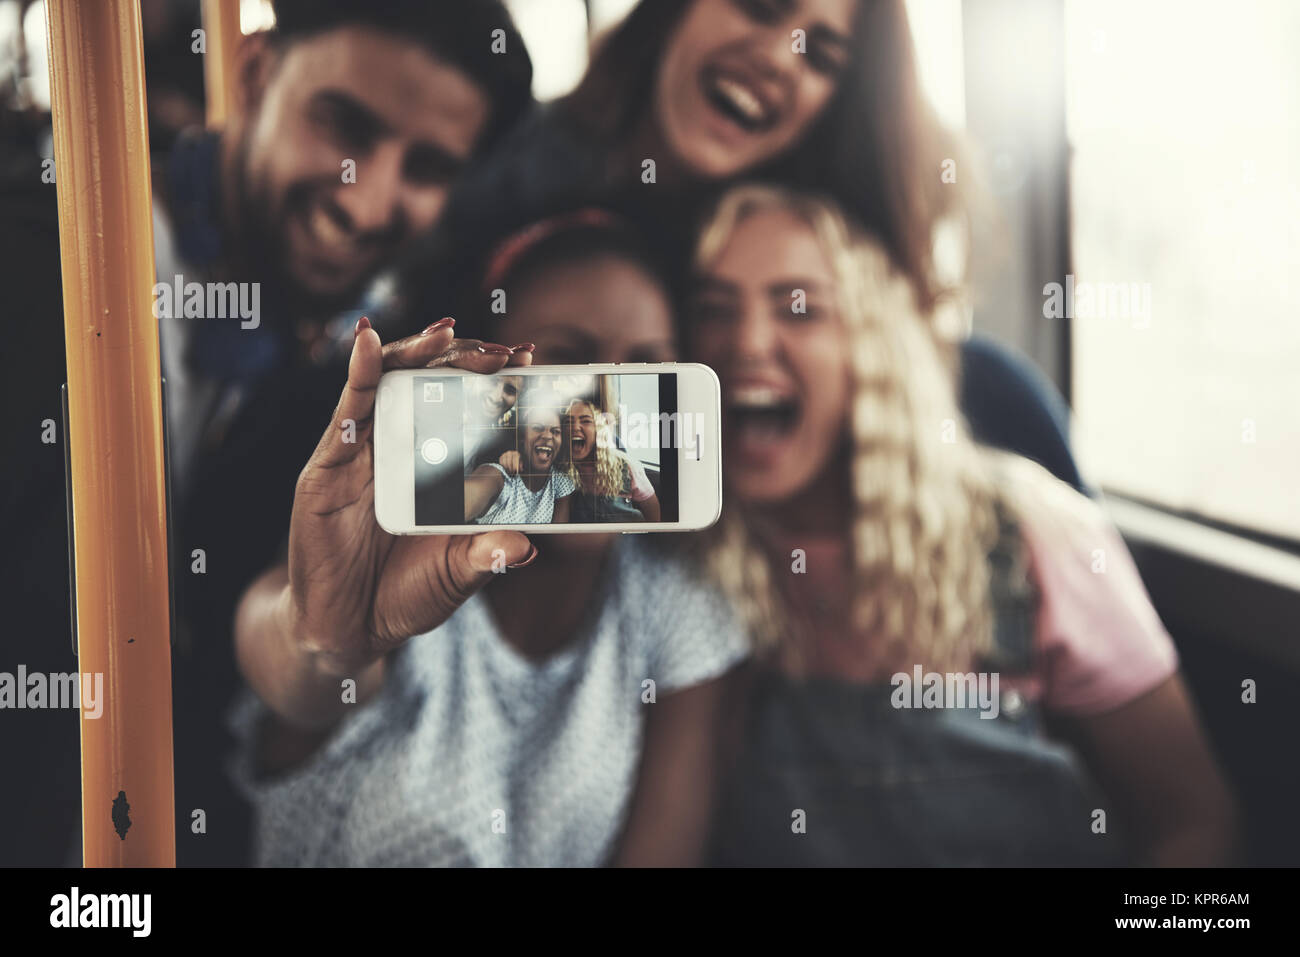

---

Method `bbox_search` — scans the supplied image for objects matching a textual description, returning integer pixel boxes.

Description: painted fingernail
[354,315,372,337]
[478,344,513,355]
[509,343,536,353]
[421,317,455,335]
[506,544,538,569]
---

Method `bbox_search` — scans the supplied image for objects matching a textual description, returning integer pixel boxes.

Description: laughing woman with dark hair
[415,0,945,312]
[407,0,1085,500]
[467,398,576,525]
[228,210,750,867]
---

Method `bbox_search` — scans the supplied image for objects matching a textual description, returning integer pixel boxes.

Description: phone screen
[412,372,683,526]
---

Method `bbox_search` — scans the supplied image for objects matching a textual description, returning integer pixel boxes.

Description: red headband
[480,208,622,291]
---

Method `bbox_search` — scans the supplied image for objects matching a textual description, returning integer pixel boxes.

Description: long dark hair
[561,0,958,310]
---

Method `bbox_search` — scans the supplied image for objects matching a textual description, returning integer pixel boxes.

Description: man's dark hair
[269,0,533,151]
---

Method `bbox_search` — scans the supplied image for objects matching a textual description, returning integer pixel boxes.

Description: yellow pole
[45,0,176,867]
[202,0,242,128]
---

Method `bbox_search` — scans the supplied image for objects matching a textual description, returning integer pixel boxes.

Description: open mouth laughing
[700,63,779,135]
[531,440,555,468]
[570,428,589,459]
[726,382,802,462]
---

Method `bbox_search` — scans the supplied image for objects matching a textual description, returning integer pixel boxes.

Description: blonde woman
[687,184,1237,866]
[566,398,661,524]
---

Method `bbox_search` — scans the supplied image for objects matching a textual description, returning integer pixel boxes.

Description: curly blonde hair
[566,398,628,497]
[694,184,1000,676]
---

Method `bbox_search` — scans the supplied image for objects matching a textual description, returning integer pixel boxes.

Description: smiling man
[160,0,530,568]
[473,374,524,426]
[156,0,532,500]
[159,0,532,866]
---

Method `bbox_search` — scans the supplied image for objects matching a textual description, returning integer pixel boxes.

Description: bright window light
[506,0,589,101]
[239,0,276,35]
[905,0,966,130]
[1065,0,1300,540]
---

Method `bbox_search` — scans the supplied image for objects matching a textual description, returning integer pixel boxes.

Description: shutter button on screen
[420,437,448,465]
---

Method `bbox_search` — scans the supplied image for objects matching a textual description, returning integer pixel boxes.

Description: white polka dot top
[228,537,750,866]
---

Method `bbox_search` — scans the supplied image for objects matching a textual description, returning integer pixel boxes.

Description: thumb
[462,531,536,577]
[435,531,535,608]
[311,319,382,469]
[378,531,535,646]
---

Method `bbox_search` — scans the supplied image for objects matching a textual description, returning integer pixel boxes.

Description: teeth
[714,75,766,122]
[730,385,791,409]
[309,204,351,251]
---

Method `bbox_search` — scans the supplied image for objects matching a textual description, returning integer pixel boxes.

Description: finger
[505,343,535,368]
[426,339,525,374]
[311,319,383,469]
[381,318,456,371]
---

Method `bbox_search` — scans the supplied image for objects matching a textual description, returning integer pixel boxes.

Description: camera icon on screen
[420,438,448,466]
[423,382,444,403]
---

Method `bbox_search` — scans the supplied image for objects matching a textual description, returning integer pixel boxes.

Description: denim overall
[710,509,1125,867]
[569,464,644,524]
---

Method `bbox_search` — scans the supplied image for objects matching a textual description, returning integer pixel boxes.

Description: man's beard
[233,143,378,325]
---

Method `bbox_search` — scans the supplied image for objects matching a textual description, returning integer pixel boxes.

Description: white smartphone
[374,363,722,534]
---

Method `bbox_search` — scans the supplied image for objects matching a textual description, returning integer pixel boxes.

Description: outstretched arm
[235,324,533,752]
[465,464,507,521]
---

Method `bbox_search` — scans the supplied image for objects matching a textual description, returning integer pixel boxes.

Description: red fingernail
[354,316,371,338]
[422,317,455,335]
[506,544,538,569]
[509,343,536,353]
[478,344,513,355]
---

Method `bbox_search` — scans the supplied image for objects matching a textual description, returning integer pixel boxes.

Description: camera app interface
[413,372,682,526]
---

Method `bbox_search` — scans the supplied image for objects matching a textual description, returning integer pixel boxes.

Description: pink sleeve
[1018,489,1178,717]
[626,457,655,502]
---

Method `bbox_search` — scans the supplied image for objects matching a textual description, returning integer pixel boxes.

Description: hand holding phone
[374,363,722,534]
[280,321,535,675]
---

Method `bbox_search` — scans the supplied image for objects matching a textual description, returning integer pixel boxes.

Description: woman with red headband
[230,211,744,866]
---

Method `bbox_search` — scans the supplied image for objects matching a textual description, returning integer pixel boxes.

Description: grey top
[228,536,750,866]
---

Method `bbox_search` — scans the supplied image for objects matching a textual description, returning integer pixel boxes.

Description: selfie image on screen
[413,373,680,526]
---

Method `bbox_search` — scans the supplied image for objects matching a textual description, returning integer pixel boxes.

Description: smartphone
[374,363,722,534]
